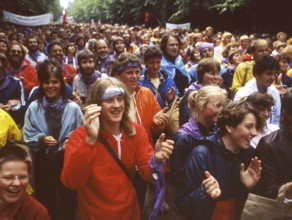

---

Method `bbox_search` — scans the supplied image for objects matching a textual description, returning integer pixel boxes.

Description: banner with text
[3,10,52,26]
[166,22,191,30]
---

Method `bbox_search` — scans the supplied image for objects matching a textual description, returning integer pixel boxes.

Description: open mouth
[7,188,22,193]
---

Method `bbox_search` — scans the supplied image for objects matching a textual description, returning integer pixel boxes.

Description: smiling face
[199,96,226,128]
[42,76,62,102]
[0,161,29,209]
[100,93,125,126]
[114,40,125,54]
[49,44,64,63]
[96,40,109,60]
[145,57,161,78]
[227,113,257,150]
[9,44,24,66]
[117,67,140,94]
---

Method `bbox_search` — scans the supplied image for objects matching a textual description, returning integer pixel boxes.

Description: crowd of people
[0,21,292,220]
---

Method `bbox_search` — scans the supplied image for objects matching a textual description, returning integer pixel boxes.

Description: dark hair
[0,144,32,175]
[111,52,141,76]
[280,88,292,131]
[143,46,162,63]
[246,92,275,111]
[48,40,64,55]
[160,33,181,55]
[0,38,10,50]
[26,35,38,47]
[197,58,220,83]
[253,55,279,76]
[50,30,59,38]
[64,42,76,56]
[37,58,67,100]
[8,42,26,61]
[217,100,265,136]
[186,46,200,62]
[112,37,124,47]
[0,52,8,68]
[274,52,291,64]
[77,50,96,67]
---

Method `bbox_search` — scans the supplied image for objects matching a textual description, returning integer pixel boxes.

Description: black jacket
[173,133,254,219]
[255,129,292,199]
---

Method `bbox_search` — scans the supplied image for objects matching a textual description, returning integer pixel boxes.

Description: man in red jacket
[6,42,38,95]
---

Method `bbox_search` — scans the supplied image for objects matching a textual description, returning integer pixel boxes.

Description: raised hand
[72,88,83,107]
[166,87,176,102]
[83,104,101,145]
[153,107,169,126]
[154,133,174,163]
[202,171,221,199]
[240,157,262,189]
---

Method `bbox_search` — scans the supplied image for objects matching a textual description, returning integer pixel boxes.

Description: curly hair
[111,52,141,76]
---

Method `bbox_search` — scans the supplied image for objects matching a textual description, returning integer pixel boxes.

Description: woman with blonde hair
[171,85,227,202]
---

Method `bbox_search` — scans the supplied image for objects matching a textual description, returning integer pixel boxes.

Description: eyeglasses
[11,50,22,54]
[2,175,29,183]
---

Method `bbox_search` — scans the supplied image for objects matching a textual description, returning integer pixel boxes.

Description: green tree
[0,0,62,20]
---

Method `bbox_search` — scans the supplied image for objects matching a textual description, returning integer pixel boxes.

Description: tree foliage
[0,0,62,20]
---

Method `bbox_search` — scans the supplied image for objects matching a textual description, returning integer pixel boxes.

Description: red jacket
[62,63,77,86]
[61,124,154,220]
[0,192,51,220]
[6,60,38,95]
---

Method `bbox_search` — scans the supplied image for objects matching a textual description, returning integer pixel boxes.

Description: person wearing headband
[61,77,174,220]
[112,52,168,146]
[112,52,170,211]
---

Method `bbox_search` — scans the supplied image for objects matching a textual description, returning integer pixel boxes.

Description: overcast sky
[60,0,74,9]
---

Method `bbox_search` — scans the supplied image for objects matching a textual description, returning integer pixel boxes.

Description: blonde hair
[86,77,136,137]
[188,85,227,118]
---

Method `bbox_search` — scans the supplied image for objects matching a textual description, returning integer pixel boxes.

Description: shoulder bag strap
[99,138,132,180]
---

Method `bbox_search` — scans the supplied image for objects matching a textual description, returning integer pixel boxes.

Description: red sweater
[61,124,154,220]
[0,192,51,220]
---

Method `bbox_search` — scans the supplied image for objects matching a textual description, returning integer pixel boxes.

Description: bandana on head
[100,88,124,101]
[115,62,141,73]
[199,42,214,52]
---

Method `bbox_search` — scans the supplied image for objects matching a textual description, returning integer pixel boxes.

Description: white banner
[59,16,74,24]
[166,22,191,30]
[3,10,52,26]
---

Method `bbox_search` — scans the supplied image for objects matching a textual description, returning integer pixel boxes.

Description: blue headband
[199,42,214,52]
[116,62,141,73]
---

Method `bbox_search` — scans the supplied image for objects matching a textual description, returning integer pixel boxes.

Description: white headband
[100,88,125,101]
